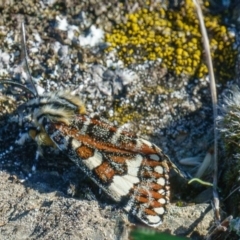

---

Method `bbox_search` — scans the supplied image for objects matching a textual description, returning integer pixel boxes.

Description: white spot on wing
[154,207,165,215]
[157,177,165,186]
[146,215,162,225]
[159,189,166,195]
[150,154,160,161]
[83,150,102,170]
[158,198,166,204]
[109,175,139,200]
[126,155,143,176]
[155,166,163,174]
[71,139,82,149]
[111,127,122,145]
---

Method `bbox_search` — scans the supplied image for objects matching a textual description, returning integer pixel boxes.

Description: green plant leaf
[130,227,189,240]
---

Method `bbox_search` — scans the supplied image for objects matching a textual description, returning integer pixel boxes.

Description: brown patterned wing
[43,115,170,227]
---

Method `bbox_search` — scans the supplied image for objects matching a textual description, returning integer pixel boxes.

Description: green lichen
[105,0,237,81]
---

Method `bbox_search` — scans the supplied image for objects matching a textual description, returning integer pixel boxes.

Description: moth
[2,23,173,227]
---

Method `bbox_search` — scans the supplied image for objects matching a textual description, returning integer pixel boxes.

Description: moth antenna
[0,79,35,127]
[21,22,38,97]
[1,80,36,96]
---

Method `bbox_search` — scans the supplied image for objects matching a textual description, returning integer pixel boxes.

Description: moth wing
[43,116,170,227]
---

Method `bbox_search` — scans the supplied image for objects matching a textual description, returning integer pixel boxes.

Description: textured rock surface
[0,171,120,240]
[0,171,214,240]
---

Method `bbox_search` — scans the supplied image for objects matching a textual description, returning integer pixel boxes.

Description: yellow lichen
[108,103,142,125]
[105,0,237,81]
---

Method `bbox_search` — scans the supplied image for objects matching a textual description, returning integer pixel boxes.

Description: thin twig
[223,186,240,201]
[192,0,219,222]
[21,22,38,97]
[206,216,233,239]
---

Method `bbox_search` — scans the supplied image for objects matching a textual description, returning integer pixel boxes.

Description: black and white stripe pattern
[22,91,85,125]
